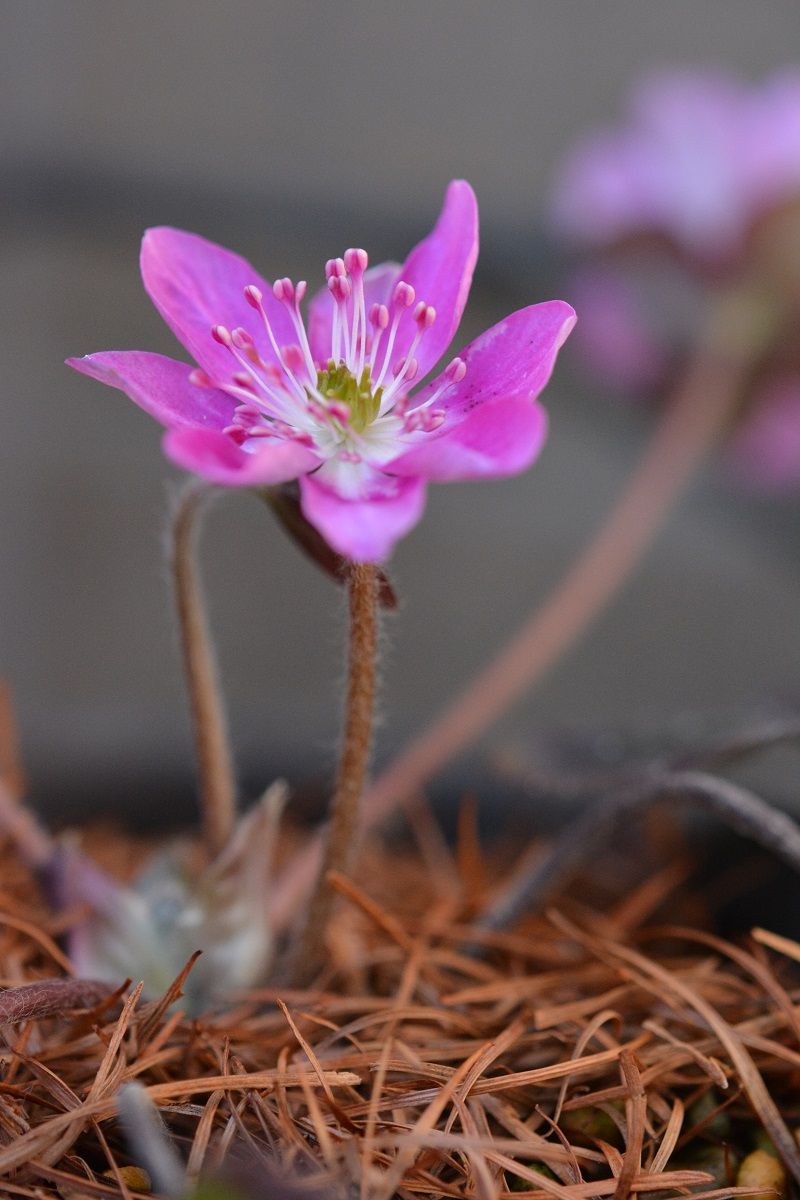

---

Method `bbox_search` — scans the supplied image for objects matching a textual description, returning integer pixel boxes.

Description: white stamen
[374,281,415,388]
[408,356,467,414]
[214,250,452,467]
[244,285,308,404]
[274,278,317,385]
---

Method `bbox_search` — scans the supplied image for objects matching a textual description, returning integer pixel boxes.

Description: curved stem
[290,562,379,982]
[364,341,749,822]
[171,481,237,860]
[476,769,800,932]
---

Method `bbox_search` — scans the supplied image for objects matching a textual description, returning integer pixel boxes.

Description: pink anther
[272,277,294,303]
[231,327,254,349]
[232,372,256,390]
[414,302,436,329]
[233,404,261,422]
[393,355,419,382]
[344,247,368,274]
[281,344,305,372]
[370,303,390,329]
[393,281,416,308]
[326,400,350,423]
[445,356,467,383]
[328,274,352,302]
[404,406,446,433]
[211,324,232,346]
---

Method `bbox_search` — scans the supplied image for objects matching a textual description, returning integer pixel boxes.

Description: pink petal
[412,300,575,416]
[386,301,574,481]
[550,69,787,262]
[630,70,748,258]
[390,180,479,379]
[307,262,400,366]
[744,70,800,213]
[299,470,427,562]
[549,122,661,250]
[140,227,297,380]
[66,351,234,430]
[164,427,320,486]
[387,397,548,481]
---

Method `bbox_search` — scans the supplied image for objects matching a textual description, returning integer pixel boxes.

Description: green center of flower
[316,361,384,432]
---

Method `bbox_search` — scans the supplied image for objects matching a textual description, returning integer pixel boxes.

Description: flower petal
[140,227,297,380]
[550,129,651,248]
[264,485,398,608]
[164,427,320,486]
[299,469,427,562]
[549,70,777,262]
[745,70,800,213]
[386,301,573,481]
[387,397,548,481]
[66,351,234,430]
[390,180,479,378]
[307,262,400,366]
[414,300,575,415]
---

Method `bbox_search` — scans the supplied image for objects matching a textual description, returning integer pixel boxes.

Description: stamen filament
[225,342,302,425]
[244,286,309,405]
[375,309,404,388]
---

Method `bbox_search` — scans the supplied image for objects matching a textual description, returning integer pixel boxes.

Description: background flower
[551,66,800,491]
[551,67,800,267]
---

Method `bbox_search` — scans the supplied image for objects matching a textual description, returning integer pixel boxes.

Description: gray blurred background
[2,1,799,828]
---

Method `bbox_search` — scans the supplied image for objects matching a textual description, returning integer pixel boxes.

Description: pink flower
[550,70,800,492]
[727,376,800,490]
[68,181,575,562]
[566,265,674,396]
[551,69,800,265]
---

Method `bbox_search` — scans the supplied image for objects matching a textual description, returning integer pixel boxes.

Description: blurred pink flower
[551,68,800,265]
[69,181,575,562]
[727,376,800,490]
[551,69,800,492]
[566,266,671,395]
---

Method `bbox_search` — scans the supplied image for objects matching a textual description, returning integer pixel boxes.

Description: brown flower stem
[361,292,773,824]
[171,481,237,860]
[290,561,379,982]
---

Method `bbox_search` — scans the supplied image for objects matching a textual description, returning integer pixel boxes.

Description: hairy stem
[171,482,237,860]
[291,562,379,982]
